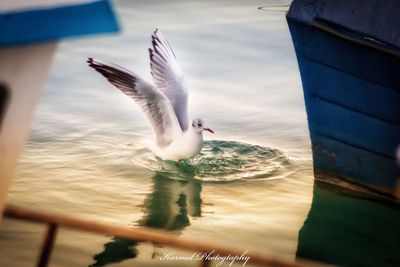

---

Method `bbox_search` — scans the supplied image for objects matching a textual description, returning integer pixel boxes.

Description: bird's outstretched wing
[149,29,189,131]
[87,58,182,147]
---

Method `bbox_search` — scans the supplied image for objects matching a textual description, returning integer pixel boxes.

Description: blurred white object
[0,0,118,218]
[0,43,56,214]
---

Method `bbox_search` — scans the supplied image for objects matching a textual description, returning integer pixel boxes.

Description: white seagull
[87,29,214,161]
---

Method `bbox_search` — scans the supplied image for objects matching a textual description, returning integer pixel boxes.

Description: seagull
[87,29,214,161]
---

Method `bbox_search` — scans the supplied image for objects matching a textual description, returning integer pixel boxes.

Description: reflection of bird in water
[138,173,202,229]
[87,29,214,161]
[89,172,202,267]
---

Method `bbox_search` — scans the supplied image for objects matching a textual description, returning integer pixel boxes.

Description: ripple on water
[132,140,292,183]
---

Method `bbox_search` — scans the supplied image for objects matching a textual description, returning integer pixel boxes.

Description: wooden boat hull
[287,0,400,194]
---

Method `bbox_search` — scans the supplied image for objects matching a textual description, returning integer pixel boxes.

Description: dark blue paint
[287,1,400,192]
[307,95,400,158]
[0,0,119,47]
[311,133,397,189]
[288,0,400,51]
[289,20,400,91]
[301,59,400,125]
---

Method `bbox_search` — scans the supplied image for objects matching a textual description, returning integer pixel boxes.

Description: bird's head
[192,118,214,134]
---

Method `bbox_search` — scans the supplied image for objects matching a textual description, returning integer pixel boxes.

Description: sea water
[1,1,399,267]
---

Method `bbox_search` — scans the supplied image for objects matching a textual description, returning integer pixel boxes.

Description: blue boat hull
[287,14,400,193]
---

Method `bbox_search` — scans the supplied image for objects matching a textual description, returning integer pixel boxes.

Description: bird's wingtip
[152,28,159,38]
[87,57,94,64]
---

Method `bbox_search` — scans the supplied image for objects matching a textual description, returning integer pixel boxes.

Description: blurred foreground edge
[287,0,400,197]
[0,0,119,217]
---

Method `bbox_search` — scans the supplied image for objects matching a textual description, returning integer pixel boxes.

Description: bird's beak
[203,127,215,134]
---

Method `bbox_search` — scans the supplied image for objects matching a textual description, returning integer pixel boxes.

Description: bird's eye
[198,123,202,127]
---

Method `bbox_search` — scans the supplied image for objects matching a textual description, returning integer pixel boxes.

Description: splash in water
[133,140,291,182]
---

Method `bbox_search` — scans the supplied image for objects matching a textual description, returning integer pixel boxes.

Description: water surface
[0,0,376,266]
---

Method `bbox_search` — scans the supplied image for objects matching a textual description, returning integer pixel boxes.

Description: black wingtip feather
[87,57,99,69]
[86,58,138,95]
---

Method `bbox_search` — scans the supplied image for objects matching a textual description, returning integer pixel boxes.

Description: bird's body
[145,127,204,161]
[88,29,213,160]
